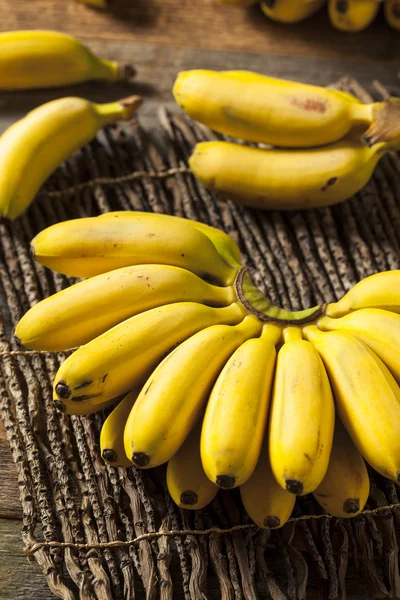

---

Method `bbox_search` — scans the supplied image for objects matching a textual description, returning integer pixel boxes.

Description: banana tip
[102,449,118,463]
[56,381,71,400]
[180,491,198,506]
[133,451,150,467]
[264,516,281,529]
[343,498,360,514]
[120,95,143,119]
[216,474,236,489]
[117,62,136,81]
[53,400,66,413]
[285,479,303,495]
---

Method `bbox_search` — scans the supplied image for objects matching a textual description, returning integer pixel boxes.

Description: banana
[240,436,296,529]
[304,326,400,483]
[313,420,370,518]
[15,264,234,351]
[189,139,390,211]
[0,96,142,221]
[124,315,262,469]
[384,0,400,30]
[328,0,381,32]
[201,324,280,489]
[269,327,335,495]
[326,271,400,317]
[167,421,218,510]
[318,309,400,382]
[100,391,138,467]
[32,212,238,285]
[0,30,134,90]
[261,0,326,23]
[53,301,246,415]
[174,70,400,148]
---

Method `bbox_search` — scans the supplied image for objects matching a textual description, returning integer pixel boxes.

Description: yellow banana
[326,271,400,317]
[384,0,400,30]
[201,324,280,489]
[0,30,134,90]
[189,139,389,211]
[166,421,218,510]
[100,391,138,467]
[174,70,400,148]
[318,309,400,382]
[53,301,246,415]
[328,0,381,32]
[269,327,335,495]
[15,264,234,351]
[240,436,296,529]
[313,420,370,518]
[261,0,326,23]
[0,96,141,221]
[124,315,262,469]
[304,326,400,484]
[32,212,238,285]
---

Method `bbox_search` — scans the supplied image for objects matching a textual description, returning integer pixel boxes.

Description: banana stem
[95,96,142,126]
[283,327,303,343]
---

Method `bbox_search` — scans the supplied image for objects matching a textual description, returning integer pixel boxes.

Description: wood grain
[0,420,21,520]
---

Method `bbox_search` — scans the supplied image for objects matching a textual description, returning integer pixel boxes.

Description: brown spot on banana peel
[321,177,338,192]
[180,491,198,506]
[70,393,103,402]
[291,97,327,114]
[73,379,93,390]
[336,0,349,14]
[264,516,281,529]
[362,99,400,147]
[343,498,360,514]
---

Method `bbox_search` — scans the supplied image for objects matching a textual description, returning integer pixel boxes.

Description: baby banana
[189,139,389,211]
[15,264,234,351]
[32,212,238,285]
[261,0,326,23]
[313,420,370,518]
[100,391,138,467]
[240,436,296,529]
[269,327,334,495]
[124,315,262,469]
[167,421,218,510]
[53,301,246,415]
[0,30,134,89]
[304,327,400,483]
[384,0,400,30]
[326,271,400,317]
[0,96,141,220]
[174,70,398,148]
[201,324,280,489]
[328,0,381,32]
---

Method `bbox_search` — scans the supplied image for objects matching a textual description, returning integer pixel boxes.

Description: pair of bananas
[173,69,400,211]
[16,212,400,526]
[220,0,400,32]
[0,30,139,220]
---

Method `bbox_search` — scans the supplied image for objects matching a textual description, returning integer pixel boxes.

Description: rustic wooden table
[0,1,399,597]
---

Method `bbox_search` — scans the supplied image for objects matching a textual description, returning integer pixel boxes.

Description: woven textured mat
[1,76,400,600]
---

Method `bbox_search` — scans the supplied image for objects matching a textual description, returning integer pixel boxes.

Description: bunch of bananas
[16,212,400,526]
[173,69,400,211]
[220,0,400,32]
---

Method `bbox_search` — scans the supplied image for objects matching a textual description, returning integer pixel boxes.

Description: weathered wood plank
[0,420,21,520]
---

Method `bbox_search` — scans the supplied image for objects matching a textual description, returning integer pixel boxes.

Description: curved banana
[328,0,381,32]
[15,264,234,351]
[261,0,326,23]
[304,326,400,483]
[326,271,400,317]
[32,213,238,285]
[0,30,134,90]
[167,421,218,510]
[189,140,388,211]
[313,420,370,518]
[124,315,262,469]
[100,391,138,467]
[318,309,400,382]
[0,96,141,220]
[201,324,280,489]
[384,0,400,30]
[269,327,335,495]
[53,301,246,415]
[240,437,296,529]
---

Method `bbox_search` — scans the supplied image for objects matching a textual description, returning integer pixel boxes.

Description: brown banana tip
[29,245,36,261]
[13,332,23,349]
[53,400,66,413]
[343,498,360,514]
[55,381,71,400]
[117,62,137,81]
[120,95,143,119]
[216,474,236,489]
[285,479,304,495]
[132,452,150,467]
[102,449,117,463]
[180,491,198,506]
[264,516,281,529]
[365,98,400,147]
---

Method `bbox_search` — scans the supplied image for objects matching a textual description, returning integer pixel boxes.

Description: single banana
[313,420,370,518]
[240,436,296,529]
[100,390,138,467]
[0,96,142,221]
[32,213,238,285]
[318,309,400,382]
[384,0,400,30]
[304,326,400,484]
[189,139,390,211]
[201,324,280,489]
[261,0,326,23]
[328,0,381,32]
[0,30,134,89]
[167,421,218,510]
[53,301,246,415]
[15,264,234,351]
[174,70,400,148]
[326,271,400,317]
[269,327,335,495]
[124,315,262,469]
